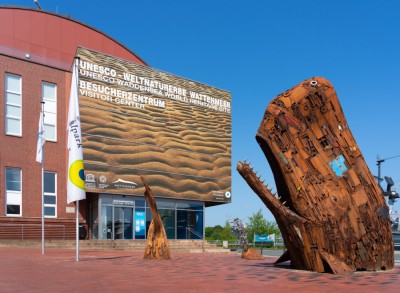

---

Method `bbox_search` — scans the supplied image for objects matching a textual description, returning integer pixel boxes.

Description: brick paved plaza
[0,247,398,292]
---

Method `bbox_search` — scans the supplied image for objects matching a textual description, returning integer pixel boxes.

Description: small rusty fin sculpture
[141,176,171,260]
[238,77,394,274]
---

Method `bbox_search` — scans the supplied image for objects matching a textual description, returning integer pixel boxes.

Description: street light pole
[376,155,400,188]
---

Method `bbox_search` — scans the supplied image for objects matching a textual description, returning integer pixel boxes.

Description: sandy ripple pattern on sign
[77,47,231,202]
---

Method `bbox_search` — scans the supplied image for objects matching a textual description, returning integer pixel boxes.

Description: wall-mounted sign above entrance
[113,199,135,206]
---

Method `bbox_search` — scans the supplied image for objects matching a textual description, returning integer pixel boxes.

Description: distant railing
[186,227,203,239]
[209,237,285,248]
[209,240,239,247]
[0,223,66,240]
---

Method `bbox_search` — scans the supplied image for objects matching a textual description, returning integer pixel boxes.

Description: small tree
[209,224,223,241]
[246,209,280,243]
[205,224,232,241]
[205,226,214,239]
[219,220,236,242]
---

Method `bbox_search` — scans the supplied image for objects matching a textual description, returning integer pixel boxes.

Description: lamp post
[34,0,42,10]
[376,155,400,188]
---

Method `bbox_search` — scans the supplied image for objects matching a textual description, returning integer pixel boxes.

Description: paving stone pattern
[0,248,398,292]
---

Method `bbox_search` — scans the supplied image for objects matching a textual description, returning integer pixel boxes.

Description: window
[44,172,57,217]
[42,82,57,141]
[5,168,22,216]
[5,74,22,136]
[159,209,176,239]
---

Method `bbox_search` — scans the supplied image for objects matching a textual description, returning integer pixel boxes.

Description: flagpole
[76,200,79,261]
[74,57,80,262]
[68,57,84,262]
[41,100,45,255]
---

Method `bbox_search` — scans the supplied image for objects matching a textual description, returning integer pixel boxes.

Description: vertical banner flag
[36,111,45,163]
[67,59,86,204]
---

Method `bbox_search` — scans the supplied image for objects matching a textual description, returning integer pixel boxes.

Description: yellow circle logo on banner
[69,160,85,190]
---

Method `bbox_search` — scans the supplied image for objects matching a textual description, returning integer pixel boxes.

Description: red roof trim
[0,5,148,66]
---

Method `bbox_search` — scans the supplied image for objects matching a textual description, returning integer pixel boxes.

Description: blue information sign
[135,211,146,237]
[254,234,275,243]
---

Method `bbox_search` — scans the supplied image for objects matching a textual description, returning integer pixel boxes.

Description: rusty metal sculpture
[231,218,248,251]
[231,218,264,260]
[140,176,171,260]
[237,77,394,274]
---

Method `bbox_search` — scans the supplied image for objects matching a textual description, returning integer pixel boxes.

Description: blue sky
[6,0,400,226]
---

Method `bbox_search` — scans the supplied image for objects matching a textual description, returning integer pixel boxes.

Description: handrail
[186,227,203,239]
[0,223,66,240]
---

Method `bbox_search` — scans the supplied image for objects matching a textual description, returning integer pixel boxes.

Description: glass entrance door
[114,207,123,239]
[114,207,133,240]
[123,208,133,239]
[101,206,113,240]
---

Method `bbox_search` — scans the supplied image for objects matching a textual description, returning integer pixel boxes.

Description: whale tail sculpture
[141,176,171,260]
[237,77,394,274]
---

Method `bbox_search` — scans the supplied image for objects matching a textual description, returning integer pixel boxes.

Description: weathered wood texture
[141,176,171,260]
[237,77,394,274]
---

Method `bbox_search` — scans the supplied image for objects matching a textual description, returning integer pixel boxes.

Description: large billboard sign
[76,47,231,204]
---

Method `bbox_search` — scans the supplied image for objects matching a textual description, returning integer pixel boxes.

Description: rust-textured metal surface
[237,77,394,274]
[241,249,265,260]
[141,176,171,260]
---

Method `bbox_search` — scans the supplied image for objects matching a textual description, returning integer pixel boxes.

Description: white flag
[36,111,45,163]
[67,60,86,204]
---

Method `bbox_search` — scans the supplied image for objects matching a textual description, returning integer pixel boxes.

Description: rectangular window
[42,82,57,141]
[44,172,57,217]
[5,74,22,136]
[5,168,22,216]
